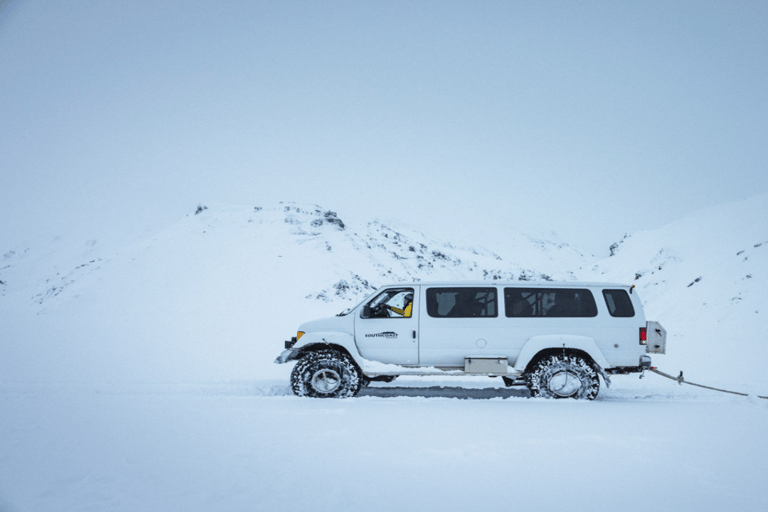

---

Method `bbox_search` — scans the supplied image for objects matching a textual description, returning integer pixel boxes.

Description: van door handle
[413,330,416,339]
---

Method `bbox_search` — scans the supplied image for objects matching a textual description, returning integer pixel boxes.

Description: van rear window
[504,288,598,317]
[602,289,635,317]
[426,288,497,318]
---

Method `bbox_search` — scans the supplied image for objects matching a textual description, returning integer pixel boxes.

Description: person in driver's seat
[385,293,413,318]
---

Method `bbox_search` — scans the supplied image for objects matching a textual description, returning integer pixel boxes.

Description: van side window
[426,287,497,318]
[504,288,598,317]
[362,288,414,318]
[602,289,635,317]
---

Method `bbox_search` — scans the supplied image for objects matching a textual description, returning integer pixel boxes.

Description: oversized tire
[526,354,600,400]
[290,349,362,398]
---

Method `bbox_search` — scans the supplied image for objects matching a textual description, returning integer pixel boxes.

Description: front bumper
[274,348,300,364]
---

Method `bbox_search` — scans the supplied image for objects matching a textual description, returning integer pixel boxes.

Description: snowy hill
[2,195,767,391]
[0,202,589,384]
[586,192,768,390]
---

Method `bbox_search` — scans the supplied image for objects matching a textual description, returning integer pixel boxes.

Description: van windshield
[336,292,376,317]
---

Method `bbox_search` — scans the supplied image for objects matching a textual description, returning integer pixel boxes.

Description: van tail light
[639,327,647,345]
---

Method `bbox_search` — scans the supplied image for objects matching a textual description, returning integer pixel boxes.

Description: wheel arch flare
[513,334,610,373]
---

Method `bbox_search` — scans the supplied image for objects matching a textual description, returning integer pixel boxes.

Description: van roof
[378,281,631,289]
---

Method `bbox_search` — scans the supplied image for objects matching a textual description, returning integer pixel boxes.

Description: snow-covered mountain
[2,194,767,391]
[0,202,590,383]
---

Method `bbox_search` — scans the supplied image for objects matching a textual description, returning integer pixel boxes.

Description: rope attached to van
[648,368,768,399]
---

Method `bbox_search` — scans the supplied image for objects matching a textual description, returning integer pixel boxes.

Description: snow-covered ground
[1,379,766,512]
[2,195,768,511]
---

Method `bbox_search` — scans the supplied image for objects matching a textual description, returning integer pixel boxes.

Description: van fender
[281,331,365,367]
[513,335,610,373]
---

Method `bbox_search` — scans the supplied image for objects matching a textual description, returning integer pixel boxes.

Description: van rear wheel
[527,354,600,400]
[290,349,362,398]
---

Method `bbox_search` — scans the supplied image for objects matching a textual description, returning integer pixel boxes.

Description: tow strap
[648,368,768,399]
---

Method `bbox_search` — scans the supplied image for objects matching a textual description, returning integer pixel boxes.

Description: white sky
[2,0,767,255]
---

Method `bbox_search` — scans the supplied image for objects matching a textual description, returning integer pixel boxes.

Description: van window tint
[426,288,497,318]
[504,288,597,317]
[602,289,635,317]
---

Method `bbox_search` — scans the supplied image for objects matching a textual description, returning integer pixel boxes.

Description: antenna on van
[630,285,635,294]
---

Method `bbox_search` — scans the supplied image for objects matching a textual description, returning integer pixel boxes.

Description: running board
[362,364,523,379]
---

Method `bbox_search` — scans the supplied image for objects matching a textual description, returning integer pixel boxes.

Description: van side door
[419,286,501,367]
[354,286,419,365]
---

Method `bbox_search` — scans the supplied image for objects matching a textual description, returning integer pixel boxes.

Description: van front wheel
[290,350,362,398]
[527,354,599,400]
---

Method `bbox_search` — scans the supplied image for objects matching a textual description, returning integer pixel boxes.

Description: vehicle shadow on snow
[358,386,530,399]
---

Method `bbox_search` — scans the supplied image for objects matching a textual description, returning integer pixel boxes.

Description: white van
[275,282,666,400]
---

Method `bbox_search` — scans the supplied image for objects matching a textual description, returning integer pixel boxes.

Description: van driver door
[354,286,419,365]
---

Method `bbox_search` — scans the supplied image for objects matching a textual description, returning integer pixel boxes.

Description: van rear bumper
[606,355,652,374]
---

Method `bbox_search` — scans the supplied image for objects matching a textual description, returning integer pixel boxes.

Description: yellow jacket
[389,302,413,318]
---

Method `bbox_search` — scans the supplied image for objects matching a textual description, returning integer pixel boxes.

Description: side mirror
[362,305,371,318]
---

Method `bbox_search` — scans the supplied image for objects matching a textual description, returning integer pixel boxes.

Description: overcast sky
[2,0,767,254]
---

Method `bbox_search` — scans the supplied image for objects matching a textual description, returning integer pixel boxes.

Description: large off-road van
[275,282,666,400]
